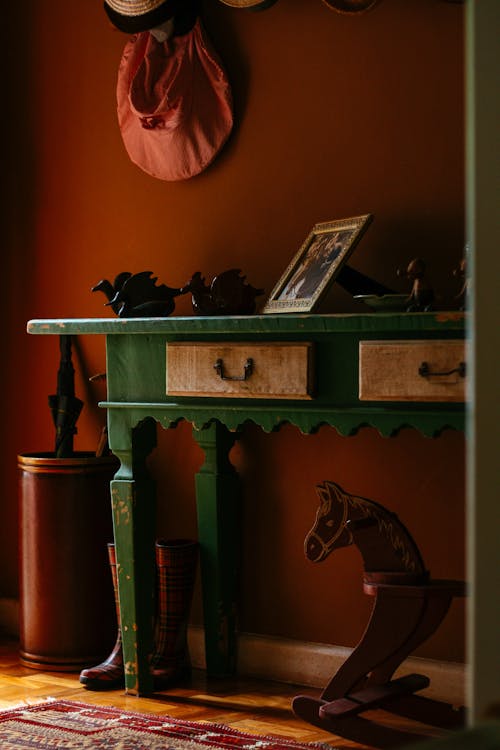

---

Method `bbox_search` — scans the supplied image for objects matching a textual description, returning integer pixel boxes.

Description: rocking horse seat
[363,576,468,599]
[319,673,430,719]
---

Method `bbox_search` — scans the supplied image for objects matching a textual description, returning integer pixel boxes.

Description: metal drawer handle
[214,357,254,381]
[418,361,466,378]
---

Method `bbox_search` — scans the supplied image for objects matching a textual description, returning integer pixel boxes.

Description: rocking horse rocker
[292,481,466,748]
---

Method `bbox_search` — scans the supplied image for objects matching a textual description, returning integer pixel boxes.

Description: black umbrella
[48,335,84,458]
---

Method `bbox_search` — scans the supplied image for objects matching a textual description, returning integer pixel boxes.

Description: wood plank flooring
[0,638,451,748]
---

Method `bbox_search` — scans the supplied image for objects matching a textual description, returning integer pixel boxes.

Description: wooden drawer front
[359,340,466,402]
[167,342,314,399]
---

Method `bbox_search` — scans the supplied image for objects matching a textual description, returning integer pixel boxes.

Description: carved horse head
[305,481,354,562]
[304,480,427,579]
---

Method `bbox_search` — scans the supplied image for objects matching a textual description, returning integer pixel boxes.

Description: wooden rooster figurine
[183,269,264,316]
[92,271,185,318]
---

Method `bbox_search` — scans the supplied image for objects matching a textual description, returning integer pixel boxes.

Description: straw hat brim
[217,0,278,9]
[104,0,181,33]
[320,0,379,12]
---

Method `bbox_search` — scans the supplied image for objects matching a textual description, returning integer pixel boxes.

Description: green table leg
[109,414,157,695]
[194,422,241,677]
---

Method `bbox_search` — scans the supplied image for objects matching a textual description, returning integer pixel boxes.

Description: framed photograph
[261,214,373,314]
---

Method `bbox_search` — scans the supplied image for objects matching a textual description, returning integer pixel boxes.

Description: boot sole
[79,675,125,691]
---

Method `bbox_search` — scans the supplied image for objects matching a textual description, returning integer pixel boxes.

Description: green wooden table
[27,312,466,695]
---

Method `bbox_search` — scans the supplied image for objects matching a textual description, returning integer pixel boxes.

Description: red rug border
[0,698,331,749]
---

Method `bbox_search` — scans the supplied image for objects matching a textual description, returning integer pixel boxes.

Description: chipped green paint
[112,491,131,527]
[27,312,466,694]
[112,477,156,694]
[26,312,466,337]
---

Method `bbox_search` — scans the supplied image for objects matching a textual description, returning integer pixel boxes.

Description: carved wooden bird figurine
[183,269,264,316]
[92,272,132,315]
[94,271,185,318]
[181,272,217,315]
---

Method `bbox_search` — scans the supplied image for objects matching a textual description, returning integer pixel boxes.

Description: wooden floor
[0,638,453,748]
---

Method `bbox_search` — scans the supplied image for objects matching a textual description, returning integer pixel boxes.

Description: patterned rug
[0,699,331,749]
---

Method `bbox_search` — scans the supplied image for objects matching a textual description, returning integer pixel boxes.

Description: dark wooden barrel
[18,452,118,671]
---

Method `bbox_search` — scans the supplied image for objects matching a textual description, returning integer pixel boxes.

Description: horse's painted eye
[326,520,334,527]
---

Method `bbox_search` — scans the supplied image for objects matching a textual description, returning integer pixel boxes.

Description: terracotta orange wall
[3,0,465,661]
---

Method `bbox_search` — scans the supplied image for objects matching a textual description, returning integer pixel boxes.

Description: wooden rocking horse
[292,481,466,748]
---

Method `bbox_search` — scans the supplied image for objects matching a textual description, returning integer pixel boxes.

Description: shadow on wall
[2,2,38,600]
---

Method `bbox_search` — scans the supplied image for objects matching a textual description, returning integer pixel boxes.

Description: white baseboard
[0,600,465,706]
[187,627,466,707]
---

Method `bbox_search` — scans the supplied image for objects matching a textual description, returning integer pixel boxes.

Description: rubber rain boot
[79,543,124,690]
[151,538,199,689]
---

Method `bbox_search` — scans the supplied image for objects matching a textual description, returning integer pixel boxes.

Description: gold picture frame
[261,214,373,314]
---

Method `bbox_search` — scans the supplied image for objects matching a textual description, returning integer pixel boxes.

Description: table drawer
[359,340,466,402]
[167,342,314,399]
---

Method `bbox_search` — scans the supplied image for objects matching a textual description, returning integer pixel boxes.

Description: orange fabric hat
[116,21,233,181]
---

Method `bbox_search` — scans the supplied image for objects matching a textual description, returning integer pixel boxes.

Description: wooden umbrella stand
[18,451,119,671]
